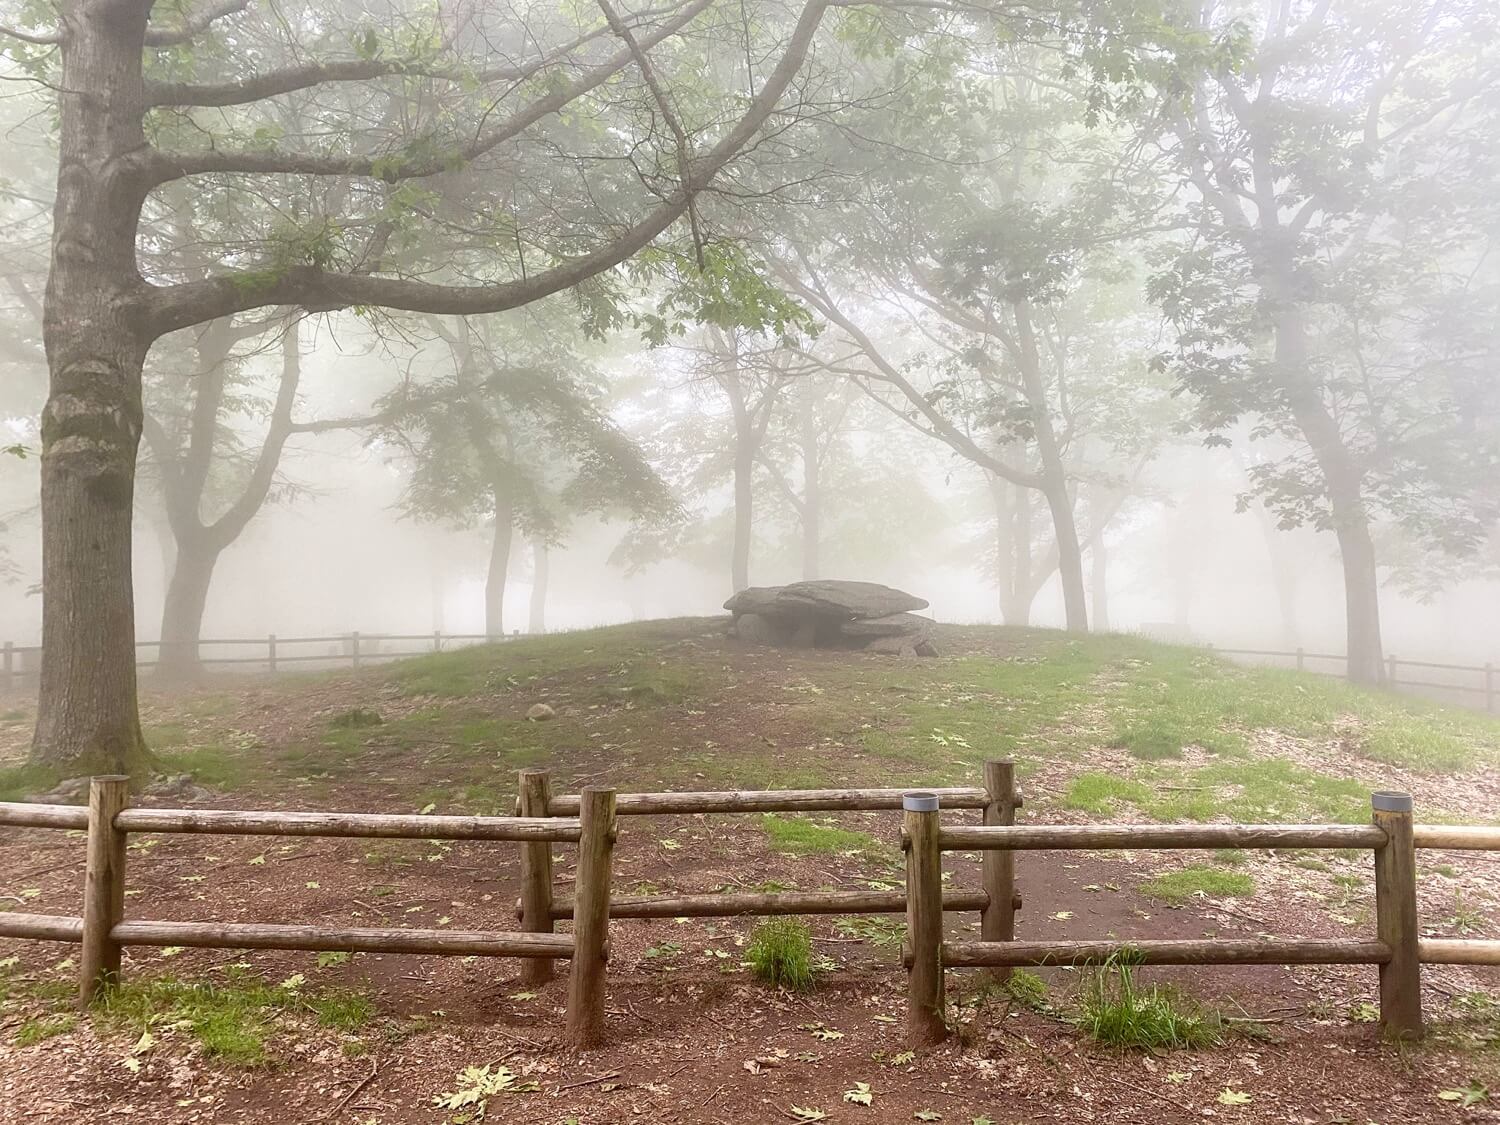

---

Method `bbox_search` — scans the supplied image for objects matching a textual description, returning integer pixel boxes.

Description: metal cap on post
[903,791,940,813]
[1372,791,1413,813]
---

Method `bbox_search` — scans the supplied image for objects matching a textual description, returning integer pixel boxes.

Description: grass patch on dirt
[0,761,66,802]
[96,972,372,1065]
[1139,866,1255,902]
[761,814,882,856]
[746,918,817,990]
[13,1012,75,1046]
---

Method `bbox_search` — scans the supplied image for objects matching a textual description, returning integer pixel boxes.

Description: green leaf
[1216,1089,1251,1106]
[843,1082,874,1106]
[790,1107,827,1122]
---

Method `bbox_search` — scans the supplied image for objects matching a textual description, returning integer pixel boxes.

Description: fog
[1,0,1498,737]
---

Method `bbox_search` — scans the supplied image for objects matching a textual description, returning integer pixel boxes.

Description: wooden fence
[1216,646,1498,711]
[902,789,1500,1043]
[0,631,511,689]
[1,763,1496,1049]
[0,777,615,1047]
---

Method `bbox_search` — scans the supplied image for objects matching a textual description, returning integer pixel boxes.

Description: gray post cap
[903,791,940,812]
[1371,791,1413,813]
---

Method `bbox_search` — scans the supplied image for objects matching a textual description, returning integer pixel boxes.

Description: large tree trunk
[528,539,548,634]
[1332,491,1384,684]
[486,490,514,638]
[157,534,221,683]
[799,389,820,580]
[1012,299,1087,632]
[33,1,154,770]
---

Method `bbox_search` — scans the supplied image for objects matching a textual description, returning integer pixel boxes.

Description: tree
[2,0,839,768]
[1152,0,1500,682]
[383,310,677,637]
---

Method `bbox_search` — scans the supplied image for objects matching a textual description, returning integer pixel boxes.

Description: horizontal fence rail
[939,938,1394,967]
[115,807,582,842]
[544,786,997,816]
[935,823,1387,851]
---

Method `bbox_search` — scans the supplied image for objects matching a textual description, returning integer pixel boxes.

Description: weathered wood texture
[0,912,84,942]
[904,801,946,1045]
[517,768,556,985]
[980,760,1018,983]
[111,920,575,958]
[546,787,989,816]
[79,776,129,1006]
[1419,939,1500,965]
[0,802,89,829]
[547,888,995,920]
[938,823,1387,852]
[1414,825,1500,851]
[116,807,581,842]
[567,787,616,1049]
[1373,798,1423,1038]
[940,939,1392,967]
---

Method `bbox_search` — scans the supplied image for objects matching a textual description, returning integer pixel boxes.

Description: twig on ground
[557,1070,622,1092]
[326,1058,379,1120]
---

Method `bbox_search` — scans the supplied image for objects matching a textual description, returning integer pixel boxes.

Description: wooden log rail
[0,778,616,1048]
[544,786,996,816]
[904,786,1500,1048]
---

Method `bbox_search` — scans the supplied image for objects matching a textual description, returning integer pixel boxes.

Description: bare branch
[0,22,60,45]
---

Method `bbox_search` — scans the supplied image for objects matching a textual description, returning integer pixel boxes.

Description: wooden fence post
[267,634,277,674]
[1372,791,1422,1039]
[567,786,615,1048]
[1386,654,1397,688]
[981,761,1019,984]
[350,631,361,671]
[433,630,442,653]
[79,776,130,1007]
[2,641,12,693]
[1295,647,1305,672]
[904,791,946,1045]
[1486,663,1494,714]
[518,769,556,985]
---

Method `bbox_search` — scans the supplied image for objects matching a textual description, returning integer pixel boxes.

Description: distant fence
[1214,646,1496,713]
[0,631,516,690]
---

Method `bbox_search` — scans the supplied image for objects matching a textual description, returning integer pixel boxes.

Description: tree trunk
[156,534,221,683]
[1091,536,1110,633]
[486,490,514,639]
[33,0,154,771]
[1012,298,1087,632]
[799,390,820,580]
[1267,286,1383,684]
[528,539,548,634]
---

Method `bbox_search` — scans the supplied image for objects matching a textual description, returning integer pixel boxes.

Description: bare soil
[1,628,1497,1124]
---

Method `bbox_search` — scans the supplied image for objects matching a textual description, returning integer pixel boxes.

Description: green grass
[1004,968,1049,1010]
[761,814,882,856]
[0,762,67,802]
[746,918,816,991]
[1062,773,1151,815]
[1078,955,1222,1049]
[96,974,373,1065]
[14,1013,75,1046]
[1139,866,1255,902]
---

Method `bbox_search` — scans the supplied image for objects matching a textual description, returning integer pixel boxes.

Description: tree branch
[147,0,714,184]
[143,0,248,46]
[144,0,831,336]
[0,22,59,45]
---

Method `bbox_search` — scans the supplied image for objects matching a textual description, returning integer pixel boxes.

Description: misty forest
[0,0,1498,1120]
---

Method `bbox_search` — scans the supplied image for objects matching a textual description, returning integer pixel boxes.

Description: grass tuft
[746,918,816,991]
[1078,954,1221,1049]
[14,1013,76,1046]
[1004,968,1049,1010]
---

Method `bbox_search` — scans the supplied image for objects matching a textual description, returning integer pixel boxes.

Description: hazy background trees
[3,0,1499,768]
